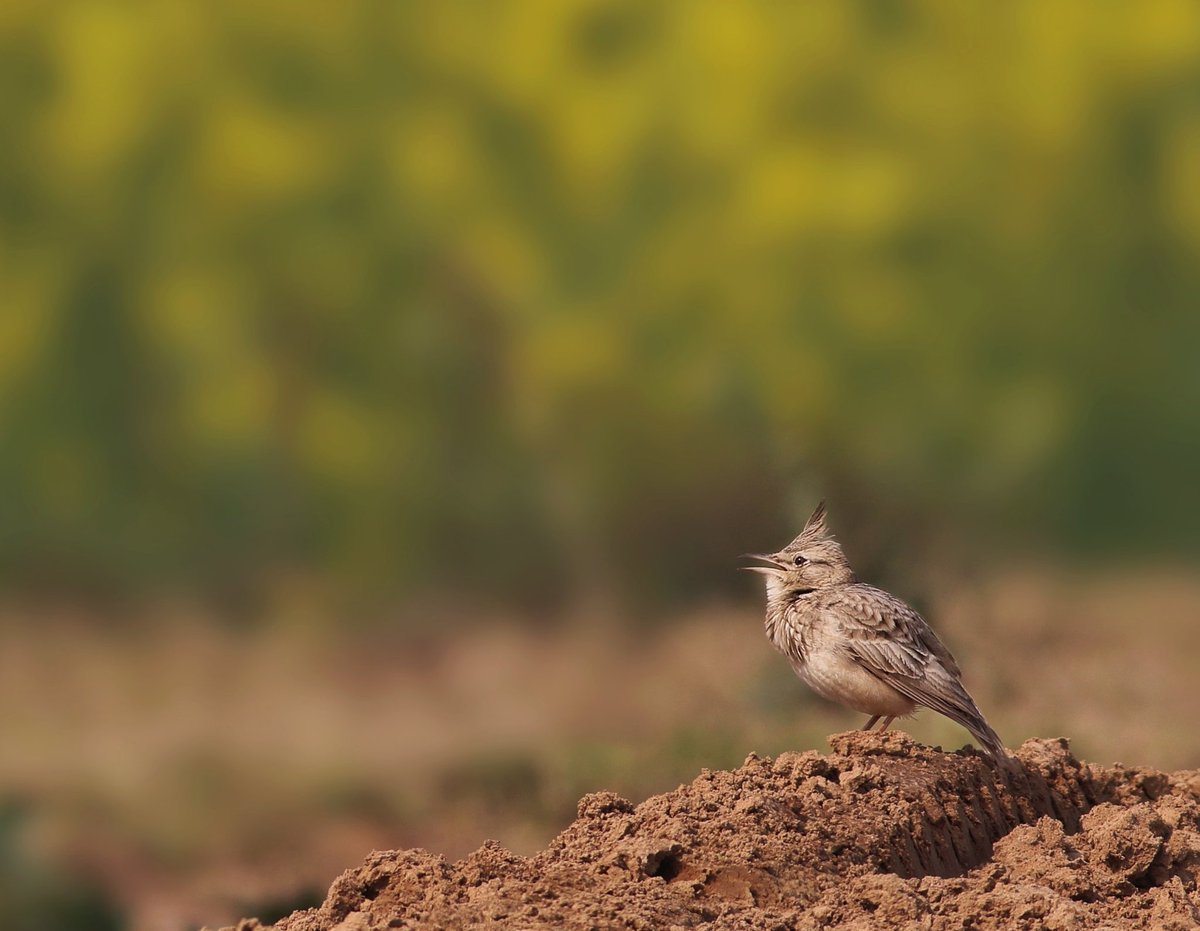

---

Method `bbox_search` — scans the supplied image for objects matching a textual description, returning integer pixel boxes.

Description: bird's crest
[787,500,831,549]
[803,500,828,536]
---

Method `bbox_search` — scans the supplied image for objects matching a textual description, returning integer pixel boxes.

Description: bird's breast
[792,648,915,716]
[765,600,811,664]
[765,599,914,717]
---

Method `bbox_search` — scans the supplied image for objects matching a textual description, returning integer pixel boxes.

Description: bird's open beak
[740,553,787,575]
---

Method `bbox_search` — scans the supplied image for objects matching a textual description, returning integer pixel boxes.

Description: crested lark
[745,502,1006,760]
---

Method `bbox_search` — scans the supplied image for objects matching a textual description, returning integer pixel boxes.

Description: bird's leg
[861,715,881,731]
[878,716,896,733]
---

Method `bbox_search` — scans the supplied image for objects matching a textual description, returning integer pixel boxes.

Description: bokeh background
[2,2,1199,929]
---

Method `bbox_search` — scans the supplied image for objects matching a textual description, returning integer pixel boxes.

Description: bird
[744,501,1006,760]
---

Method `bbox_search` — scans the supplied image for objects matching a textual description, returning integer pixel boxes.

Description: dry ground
[224,732,1200,930]
[1,566,1197,929]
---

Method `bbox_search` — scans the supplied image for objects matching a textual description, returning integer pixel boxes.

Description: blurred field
[2,564,1197,930]
[3,2,1200,930]
[3,1,1200,607]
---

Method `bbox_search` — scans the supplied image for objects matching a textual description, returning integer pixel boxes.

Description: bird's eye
[792,554,808,566]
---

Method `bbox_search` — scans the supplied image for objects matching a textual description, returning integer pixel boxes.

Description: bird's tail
[917,680,1008,762]
[964,716,1007,762]
[873,662,1009,763]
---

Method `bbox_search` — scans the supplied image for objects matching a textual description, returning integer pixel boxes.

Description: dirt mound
[221,733,1200,930]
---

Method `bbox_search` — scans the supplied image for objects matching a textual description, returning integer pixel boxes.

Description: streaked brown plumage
[745,502,1006,760]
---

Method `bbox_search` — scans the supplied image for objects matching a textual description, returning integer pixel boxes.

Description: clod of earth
[218,732,1200,930]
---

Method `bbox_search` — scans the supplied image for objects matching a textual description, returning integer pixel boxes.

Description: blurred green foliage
[1,1,1198,611]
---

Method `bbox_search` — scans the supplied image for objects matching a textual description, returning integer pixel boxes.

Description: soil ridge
[220,732,1200,930]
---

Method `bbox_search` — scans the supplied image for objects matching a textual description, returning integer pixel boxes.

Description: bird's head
[743,501,855,600]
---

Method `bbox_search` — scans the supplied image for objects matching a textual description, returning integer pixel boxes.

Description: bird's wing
[828,586,1005,758]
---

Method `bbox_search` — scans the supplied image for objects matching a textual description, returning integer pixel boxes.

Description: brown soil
[220,732,1200,930]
